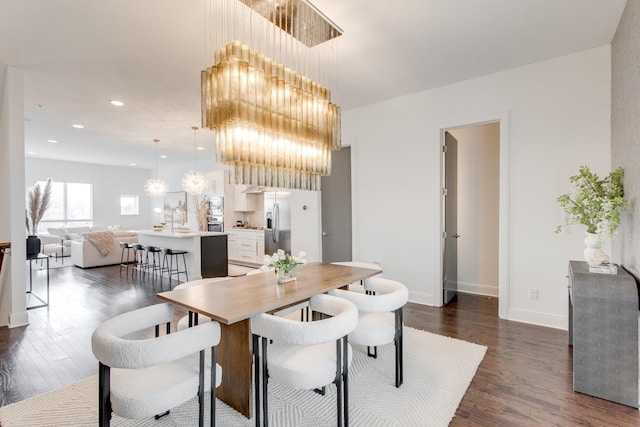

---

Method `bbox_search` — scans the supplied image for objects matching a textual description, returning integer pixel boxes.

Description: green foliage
[555,166,627,237]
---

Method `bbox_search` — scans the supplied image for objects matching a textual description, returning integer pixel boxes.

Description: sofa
[71,231,138,268]
[38,226,102,258]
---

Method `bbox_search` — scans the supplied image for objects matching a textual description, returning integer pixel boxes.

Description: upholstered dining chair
[91,302,222,427]
[251,294,358,427]
[330,277,409,388]
[247,268,309,320]
[173,277,230,329]
[331,261,383,293]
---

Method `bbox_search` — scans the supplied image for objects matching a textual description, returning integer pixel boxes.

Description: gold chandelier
[201,0,342,191]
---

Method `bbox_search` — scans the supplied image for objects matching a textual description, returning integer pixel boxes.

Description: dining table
[156,261,381,418]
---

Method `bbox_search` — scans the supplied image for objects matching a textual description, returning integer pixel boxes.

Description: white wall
[450,123,500,297]
[25,158,153,230]
[344,46,611,329]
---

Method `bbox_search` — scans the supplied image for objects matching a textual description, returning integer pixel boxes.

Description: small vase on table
[276,269,296,284]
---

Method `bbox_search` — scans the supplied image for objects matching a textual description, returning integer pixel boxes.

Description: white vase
[583,232,609,267]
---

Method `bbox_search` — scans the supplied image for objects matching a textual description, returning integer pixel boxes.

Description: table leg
[217,319,253,418]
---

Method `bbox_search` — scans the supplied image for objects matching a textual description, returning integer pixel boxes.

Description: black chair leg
[211,346,217,427]
[395,307,404,388]
[253,334,261,427]
[198,350,204,427]
[98,362,111,427]
[262,336,269,427]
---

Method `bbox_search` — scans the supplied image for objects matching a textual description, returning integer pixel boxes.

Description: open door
[321,147,352,262]
[443,132,459,304]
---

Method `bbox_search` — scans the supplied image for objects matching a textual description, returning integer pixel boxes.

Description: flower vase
[276,269,296,284]
[26,235,41,259]
[583,232,609,267]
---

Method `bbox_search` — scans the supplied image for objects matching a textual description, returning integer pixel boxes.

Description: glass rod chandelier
[201,0,342,191]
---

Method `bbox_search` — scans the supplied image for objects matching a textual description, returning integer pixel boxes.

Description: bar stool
[161,248,189,288]
[119,242,135,275]
[145,246,163,277]
[131,243,147,275]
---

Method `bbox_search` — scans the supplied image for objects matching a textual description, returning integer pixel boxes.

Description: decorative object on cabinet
[567,260,638,407]
[200,0,342,191]
[144,139,169,198]
[26,178,53,258]
[163,191,188,223]
[181,126,208,195]
[555,166,627,266]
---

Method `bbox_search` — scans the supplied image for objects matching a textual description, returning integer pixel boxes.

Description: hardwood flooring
[1,264,639,426]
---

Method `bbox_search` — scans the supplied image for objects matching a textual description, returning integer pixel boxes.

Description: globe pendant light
[144,139,168,198]
[182,126,208,195]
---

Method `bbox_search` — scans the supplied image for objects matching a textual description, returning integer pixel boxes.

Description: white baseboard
[408,291,434,306]
[9,311,29,328]
[507,307,567,330]
[457,281,498,297]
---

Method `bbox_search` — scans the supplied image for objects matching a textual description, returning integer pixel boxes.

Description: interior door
[443,132,459,304]
[321,146,352,262]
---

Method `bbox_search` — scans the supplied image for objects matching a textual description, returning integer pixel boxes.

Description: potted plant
[25,178,53,258]
[262,249,307,283]
[555,166,627,266]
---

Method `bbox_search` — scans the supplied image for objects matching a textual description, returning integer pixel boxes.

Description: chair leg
[395,307,404,388]
[98,362,111,427]
[343,335,350,427]
[262,336,269,427]
[198,349,205,427]
[334,337,343,427]
[211,346,217,427]
[253,334,261,427]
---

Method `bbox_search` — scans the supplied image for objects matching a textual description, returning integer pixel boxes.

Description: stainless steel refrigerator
[264,191,291,255]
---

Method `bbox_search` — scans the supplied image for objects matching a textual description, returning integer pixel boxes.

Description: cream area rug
[0,327,486,426]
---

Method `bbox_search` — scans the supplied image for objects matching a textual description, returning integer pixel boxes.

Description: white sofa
[71,231,138,268]
[38,226,101,258]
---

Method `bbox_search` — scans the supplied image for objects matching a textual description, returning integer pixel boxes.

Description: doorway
[437,113,509,319]
[321,146,352,262]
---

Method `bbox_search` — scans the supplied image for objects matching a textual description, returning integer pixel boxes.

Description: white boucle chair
[247,268,309,320]
[330,277,409,388]
[91,303,222,427]
[331,261,383,293]
[251,294,358,427]
[173,277,231,329]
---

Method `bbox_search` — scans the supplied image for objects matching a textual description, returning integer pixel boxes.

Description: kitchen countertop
[230,227,264,230]
[137,229,228,238]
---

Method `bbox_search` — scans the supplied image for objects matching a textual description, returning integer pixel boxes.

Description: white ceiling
[0,0,627,170]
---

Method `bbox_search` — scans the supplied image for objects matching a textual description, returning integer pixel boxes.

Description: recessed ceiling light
[34,104,45,108]
[110,100,125,107]
[160,155,168,159]
[129,163,136,166]
[47,139,58,143]
[197,146,205,151]
[72,124,84,129]
[28,151,37,155]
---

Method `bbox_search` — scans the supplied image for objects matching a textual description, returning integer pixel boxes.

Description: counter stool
[119,242,135,275]
[161,248,189,288]
[145,246,163,277]
[131,243,147,275]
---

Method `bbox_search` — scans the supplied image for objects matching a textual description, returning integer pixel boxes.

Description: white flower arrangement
[262,249,307,274]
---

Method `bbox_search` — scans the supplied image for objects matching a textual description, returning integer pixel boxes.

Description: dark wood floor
[1,264,639,426]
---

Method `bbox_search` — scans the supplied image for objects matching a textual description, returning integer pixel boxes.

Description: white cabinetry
[227,229,264,265]
[206,171,226,195]
[233,185,257,211]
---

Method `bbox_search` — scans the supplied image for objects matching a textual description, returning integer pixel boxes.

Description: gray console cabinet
[568,260,639,407]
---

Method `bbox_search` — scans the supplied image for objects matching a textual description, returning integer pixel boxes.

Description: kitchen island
[137,230,228,279]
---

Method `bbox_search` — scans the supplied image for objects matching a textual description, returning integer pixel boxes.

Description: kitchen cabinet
[227,229,264,265]
[568,260,638,407]
[233,185,257,212]
[206,171,226,195]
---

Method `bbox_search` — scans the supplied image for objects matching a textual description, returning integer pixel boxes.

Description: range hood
[242,186,267,194]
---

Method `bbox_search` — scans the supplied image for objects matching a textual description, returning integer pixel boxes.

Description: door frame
[432,111,510,319]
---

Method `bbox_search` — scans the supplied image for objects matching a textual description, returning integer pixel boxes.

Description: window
[120,195,139,216]
[39,182,93,231]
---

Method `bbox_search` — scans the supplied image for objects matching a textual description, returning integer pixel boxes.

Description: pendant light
[144,139,168,198]
[181,126,208,195]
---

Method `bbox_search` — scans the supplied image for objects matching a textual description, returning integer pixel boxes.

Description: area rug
[0,327,486,426]
[228,263,257,277]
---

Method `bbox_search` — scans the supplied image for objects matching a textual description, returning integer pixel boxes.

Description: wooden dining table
[156,262,381,418]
